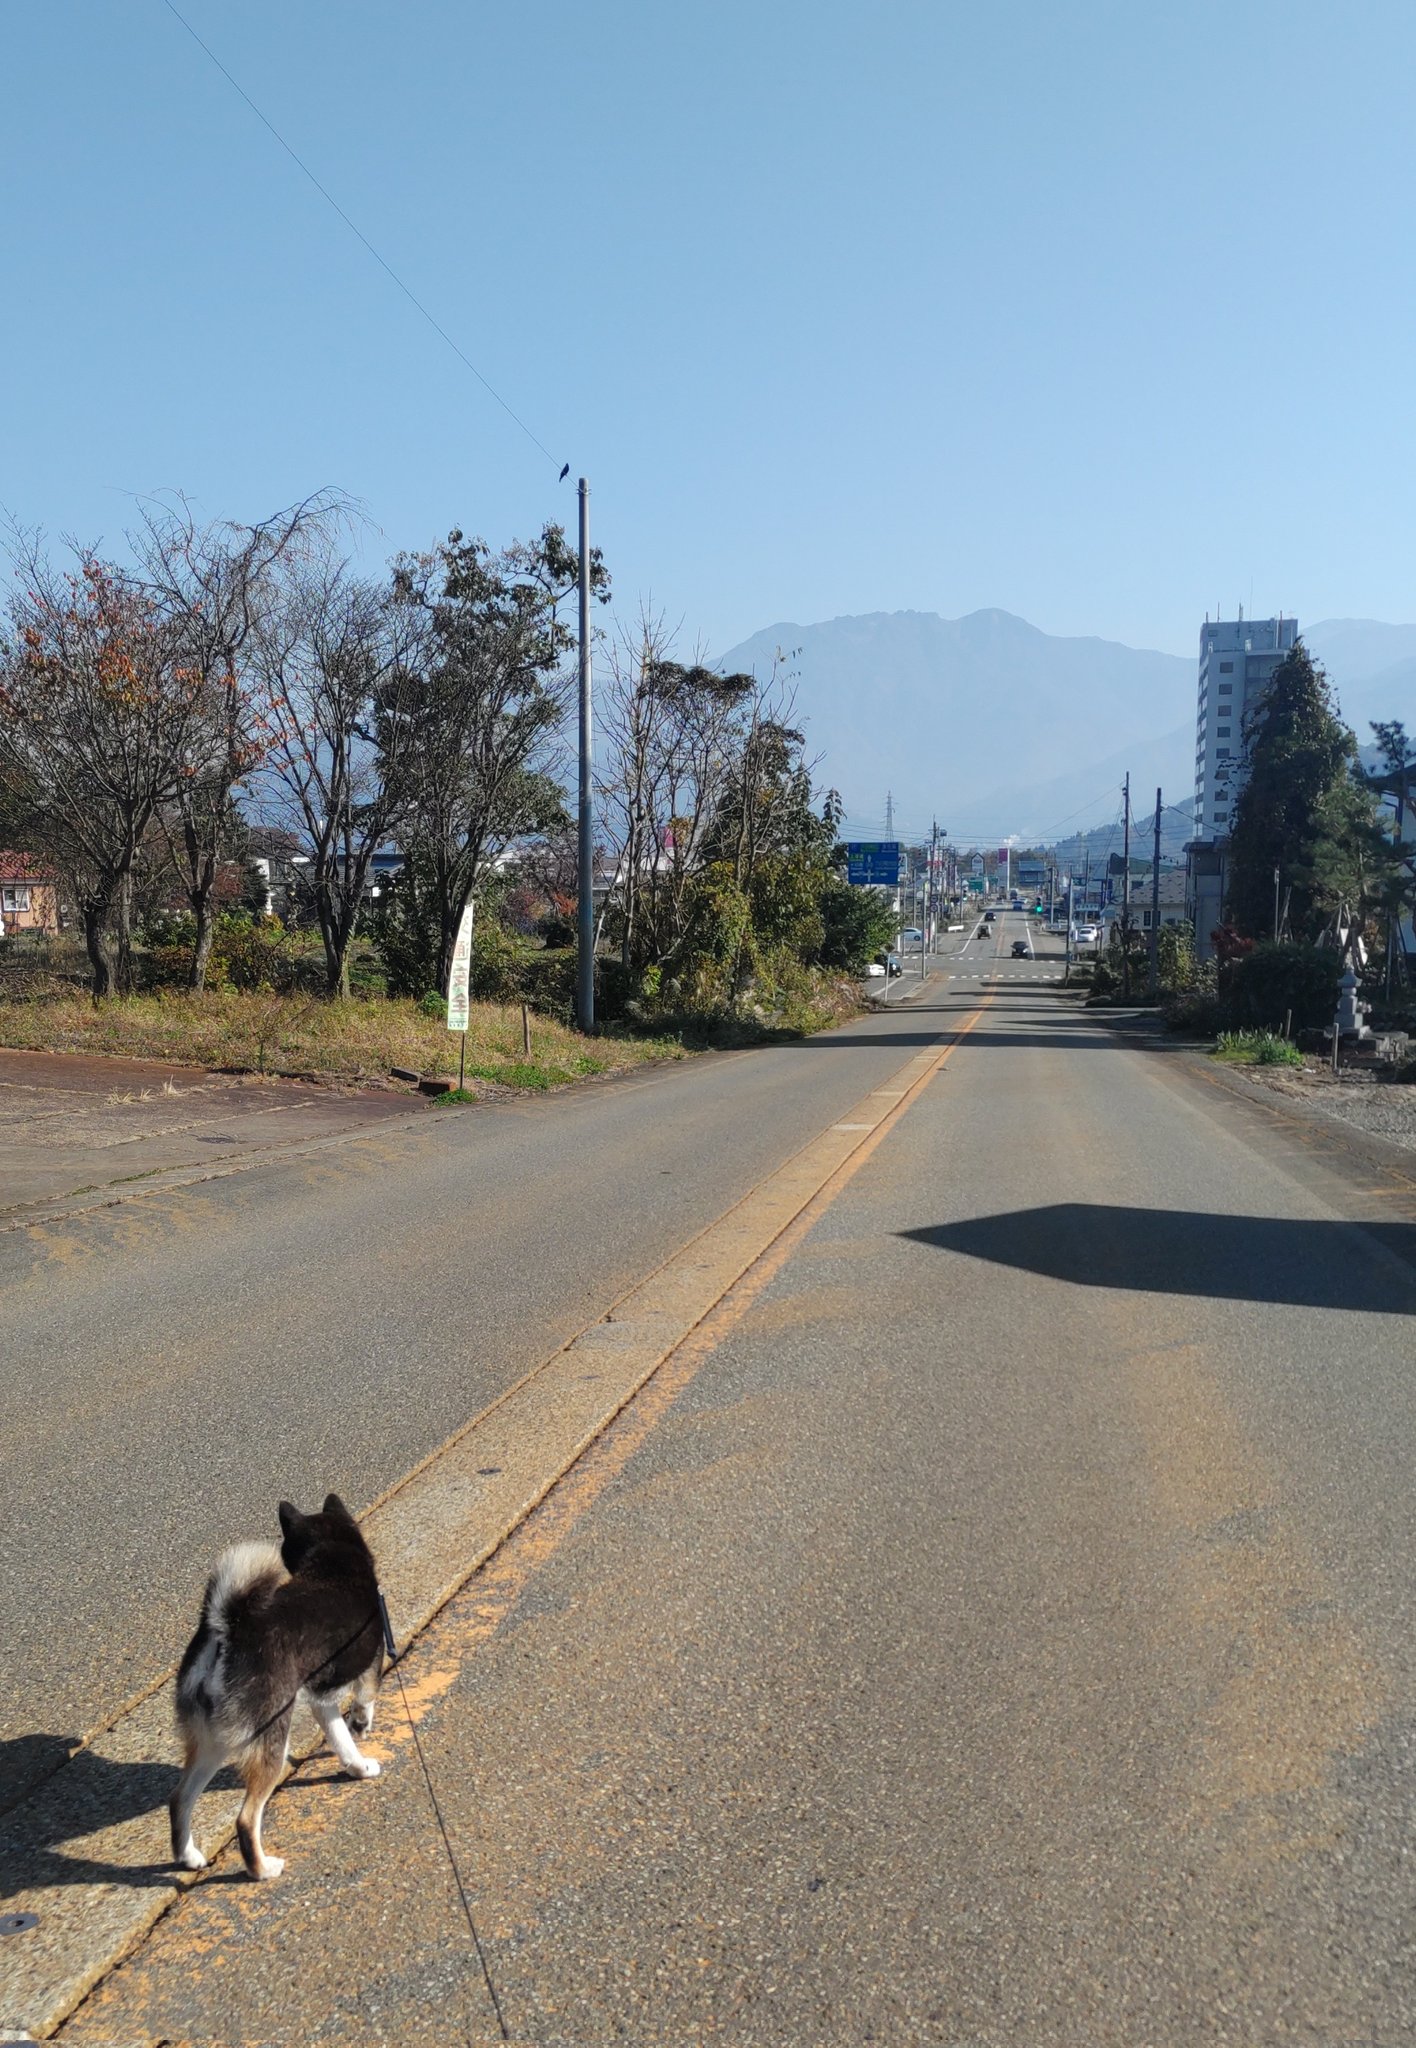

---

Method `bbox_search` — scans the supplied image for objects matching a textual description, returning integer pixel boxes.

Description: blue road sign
[846,841,901,887]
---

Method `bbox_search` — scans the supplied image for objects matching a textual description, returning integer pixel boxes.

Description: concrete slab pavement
[0,1049,427,1224]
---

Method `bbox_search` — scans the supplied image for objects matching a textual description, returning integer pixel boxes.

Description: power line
[160,0,562,472]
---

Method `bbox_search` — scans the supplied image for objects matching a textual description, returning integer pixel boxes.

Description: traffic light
[1033,901,1043,914]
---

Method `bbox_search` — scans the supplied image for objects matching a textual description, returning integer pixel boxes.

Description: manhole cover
[0,1911,38,1934]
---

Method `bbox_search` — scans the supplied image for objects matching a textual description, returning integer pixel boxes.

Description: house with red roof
[0,853,60,937]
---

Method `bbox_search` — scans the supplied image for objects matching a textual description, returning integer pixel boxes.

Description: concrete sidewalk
[0,1048,424,1222]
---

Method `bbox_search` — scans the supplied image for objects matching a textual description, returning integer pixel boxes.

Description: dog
[169,1493,384,1880]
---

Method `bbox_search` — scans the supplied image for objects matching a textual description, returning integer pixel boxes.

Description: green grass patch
[431,1087,479,1105]
[1213,1030,1304,1069]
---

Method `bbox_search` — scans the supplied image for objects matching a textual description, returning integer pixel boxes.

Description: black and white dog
[169,1494,384,1880]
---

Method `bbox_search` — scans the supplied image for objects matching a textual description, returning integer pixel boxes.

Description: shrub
[1157,924,1199,993]
[1161,989,1224,1037]
[1223,941,1340,1035]
[1214,1030,1304,1068]
[210,914,305,994]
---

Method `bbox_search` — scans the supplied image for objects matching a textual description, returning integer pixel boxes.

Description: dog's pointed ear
[322,1492,352,1522]
[278,1499,314,1568]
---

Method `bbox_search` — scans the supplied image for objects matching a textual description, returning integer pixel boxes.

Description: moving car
[1011,939,1030,958]
[900,926,923,942]
[983,908,997,922]
[1072,922,1099,944]
[876,951,903,978]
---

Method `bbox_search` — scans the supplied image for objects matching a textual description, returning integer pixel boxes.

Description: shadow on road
[0,1731,252,1893]
[0,1733,205,1892]
[901,1204,1416,1314]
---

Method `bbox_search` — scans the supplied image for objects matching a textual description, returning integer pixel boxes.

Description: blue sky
[3,0,1413,662]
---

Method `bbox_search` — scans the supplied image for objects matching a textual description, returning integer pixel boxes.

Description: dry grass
[0,988,683,1088]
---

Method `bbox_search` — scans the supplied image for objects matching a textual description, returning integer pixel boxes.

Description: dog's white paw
[351,1755,381,1779]
[177,1841,208,1871]
[251,1854,285,1880]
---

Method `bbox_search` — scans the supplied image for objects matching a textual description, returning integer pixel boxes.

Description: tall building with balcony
[1186,610,1299,955]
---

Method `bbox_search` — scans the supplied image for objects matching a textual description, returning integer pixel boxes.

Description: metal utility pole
[576,477,594,1033]
[1121,772,1132,1000]
[1273,866,1282,942]
[1148,787,1162,996]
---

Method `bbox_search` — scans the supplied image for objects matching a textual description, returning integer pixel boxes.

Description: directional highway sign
[846,841,901,887]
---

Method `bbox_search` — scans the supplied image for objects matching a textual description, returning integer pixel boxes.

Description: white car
[1072,923,1099,945]
[900,927,923,942]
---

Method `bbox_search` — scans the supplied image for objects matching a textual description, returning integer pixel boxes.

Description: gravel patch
[1239,1062,1416,1152]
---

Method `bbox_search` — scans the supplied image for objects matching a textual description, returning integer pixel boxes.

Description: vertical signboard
[447,901,475,1035]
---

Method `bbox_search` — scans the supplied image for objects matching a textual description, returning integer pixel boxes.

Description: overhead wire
[160,0,562,472]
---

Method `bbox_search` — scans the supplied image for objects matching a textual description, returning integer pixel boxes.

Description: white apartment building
[1186,610,1299,955]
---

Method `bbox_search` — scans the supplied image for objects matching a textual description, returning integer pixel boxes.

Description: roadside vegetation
[0,953,678,1086]
[1212,1030,1305,1069]
[0,507,890,1082]
[1076,646,1413,1073]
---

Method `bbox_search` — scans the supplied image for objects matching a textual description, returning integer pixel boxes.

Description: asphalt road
[53,911,1416,2045]
[0,972,953,1814]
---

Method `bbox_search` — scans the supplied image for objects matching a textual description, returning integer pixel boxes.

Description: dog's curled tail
[203,1540,287,1630]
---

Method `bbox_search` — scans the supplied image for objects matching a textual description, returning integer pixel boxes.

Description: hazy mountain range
[715,610,1416,845]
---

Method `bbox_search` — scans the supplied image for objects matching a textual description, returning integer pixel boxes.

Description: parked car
[864,961,886,979]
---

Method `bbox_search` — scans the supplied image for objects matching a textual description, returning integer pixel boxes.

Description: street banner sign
[447,902,475,1034]
[846,841,901,887]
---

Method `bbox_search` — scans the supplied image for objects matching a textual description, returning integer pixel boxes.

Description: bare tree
[596,614,758,974]
[131,494,343,988]
[251,545,422,996]
[0,535,199,994]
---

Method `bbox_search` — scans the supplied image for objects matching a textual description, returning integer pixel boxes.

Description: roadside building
[0,852,60,937]
[1185,609,1299,958]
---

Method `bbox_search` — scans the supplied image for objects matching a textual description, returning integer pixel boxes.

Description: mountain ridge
[716,608,1416,841]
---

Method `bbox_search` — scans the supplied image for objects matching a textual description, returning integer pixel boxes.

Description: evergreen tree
[1226,642,1358,941]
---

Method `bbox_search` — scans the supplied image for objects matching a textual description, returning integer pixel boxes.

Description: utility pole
[576,477,594,1032]
[1148,786,1162,996]
[1273,866,1282,943]
[929,817,941,957]
[1121,772,1132,1000]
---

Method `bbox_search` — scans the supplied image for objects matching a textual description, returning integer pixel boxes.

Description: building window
[1213,808,1228,821]
[1219,661,1234,673]
[1218,682,1232,694]
[1217,726,1230,737]
[1217,748,1230,760]
[1,886,31,912]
